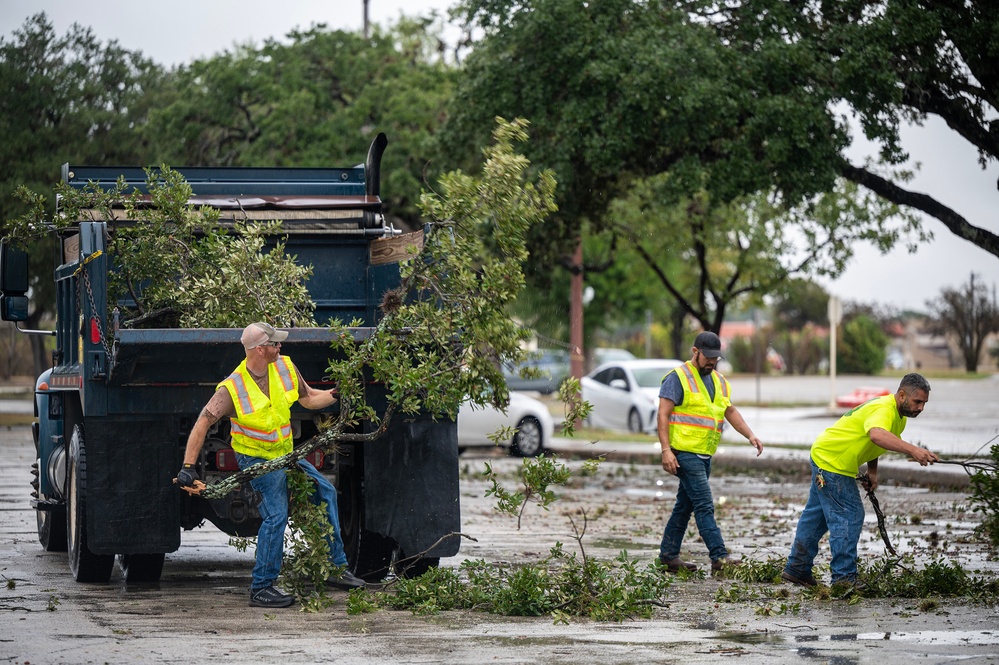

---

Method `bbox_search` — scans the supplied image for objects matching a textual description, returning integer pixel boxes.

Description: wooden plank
[370,231,424,266]
[63,234,79,264]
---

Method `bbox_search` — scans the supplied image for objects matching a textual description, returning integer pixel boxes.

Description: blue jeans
[237,454,348,591]
[785,460,865,584]
[659,451,728,562]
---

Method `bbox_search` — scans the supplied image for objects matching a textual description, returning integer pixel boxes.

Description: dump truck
[0,135,461,583]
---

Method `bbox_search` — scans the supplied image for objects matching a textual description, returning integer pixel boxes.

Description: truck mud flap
[83,417,182,554]
[362,418,461,559]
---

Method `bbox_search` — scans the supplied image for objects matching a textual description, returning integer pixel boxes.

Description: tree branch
[840,161,999,258]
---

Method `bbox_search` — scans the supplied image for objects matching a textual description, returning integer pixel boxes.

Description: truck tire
[337,460,394,582]
[36,493,67,552]
[510,416,544,457]
[67,425,114,583]
[33,425,67,552]
[117,553,165,584]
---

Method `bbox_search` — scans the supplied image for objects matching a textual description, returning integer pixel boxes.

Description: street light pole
[828,295,842,410]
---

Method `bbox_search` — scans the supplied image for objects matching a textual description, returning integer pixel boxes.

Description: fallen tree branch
[857,473,897,556]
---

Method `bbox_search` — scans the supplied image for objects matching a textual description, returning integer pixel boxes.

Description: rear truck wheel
[67,425,114,583]
[510,416,544,457]
[117,553,166,584]
[627,408,643,433]
[338,445,394,582]
[33,425,67,552]
[398,555,439,578]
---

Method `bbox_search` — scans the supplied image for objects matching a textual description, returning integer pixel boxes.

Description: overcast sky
[3,0,997,312]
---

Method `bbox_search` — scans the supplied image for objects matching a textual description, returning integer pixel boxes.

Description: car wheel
[627,408,643,433]
[510,416,544,457]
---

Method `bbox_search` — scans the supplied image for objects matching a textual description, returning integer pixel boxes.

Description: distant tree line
[3,3,998,374]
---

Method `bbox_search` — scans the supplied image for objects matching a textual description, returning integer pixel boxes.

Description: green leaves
[278,468,338,611]
[352,548,672,622]
[8,166,318,329]
[969,444,999,548]
[483,455,572,528]
[322,118,558,438]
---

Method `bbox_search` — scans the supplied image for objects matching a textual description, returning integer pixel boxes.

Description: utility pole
[363,0,370,39]
[570,240,585,384]
[828,295,842,410]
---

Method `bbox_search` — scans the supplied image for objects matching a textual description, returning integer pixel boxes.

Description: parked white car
[581,359,683,433]
[457,391,555,457]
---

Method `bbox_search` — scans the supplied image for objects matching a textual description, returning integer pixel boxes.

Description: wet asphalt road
[3,419,999,664]
[724,374,999,456]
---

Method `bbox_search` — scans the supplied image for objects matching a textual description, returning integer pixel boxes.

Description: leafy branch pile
[347,545,672,623]
[857,555,999,603]
[713,555,999,607]
[10,169,315,328]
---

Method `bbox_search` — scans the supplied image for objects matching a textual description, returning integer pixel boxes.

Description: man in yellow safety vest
[177,322,365,608]
[657,331,764,574]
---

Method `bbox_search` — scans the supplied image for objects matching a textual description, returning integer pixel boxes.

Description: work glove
[176,463,199,488]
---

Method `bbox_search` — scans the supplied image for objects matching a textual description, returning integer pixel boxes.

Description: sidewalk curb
[547,440,972,491]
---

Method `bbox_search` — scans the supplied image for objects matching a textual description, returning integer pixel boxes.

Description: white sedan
[457,391,555,457]
[581,359,683,433]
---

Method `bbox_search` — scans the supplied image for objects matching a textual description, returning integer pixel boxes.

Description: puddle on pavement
[716,630,784,645]
[794,631,999,646]
[715,628,999,655]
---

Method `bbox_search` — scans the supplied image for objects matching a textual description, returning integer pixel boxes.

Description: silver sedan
[457,391,556,457]
[581,359,683,433]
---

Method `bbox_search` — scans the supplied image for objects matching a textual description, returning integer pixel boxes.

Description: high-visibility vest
[219,356,299,460]
[667,360,731,456]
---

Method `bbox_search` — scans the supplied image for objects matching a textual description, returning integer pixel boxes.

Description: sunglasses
[259,341,282,347]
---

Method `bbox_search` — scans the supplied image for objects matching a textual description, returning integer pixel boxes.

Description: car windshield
[631,365,677,388]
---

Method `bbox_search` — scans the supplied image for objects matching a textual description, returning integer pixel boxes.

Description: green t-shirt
[811,394,905,477]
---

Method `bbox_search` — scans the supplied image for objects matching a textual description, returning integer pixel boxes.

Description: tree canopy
[696,0,999,258]
[142,20,455,229]
[445,0,850,269]
[0,13,163,371]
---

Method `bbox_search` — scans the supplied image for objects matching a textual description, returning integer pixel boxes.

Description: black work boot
[659,555,699,573]
[249,585,295,608]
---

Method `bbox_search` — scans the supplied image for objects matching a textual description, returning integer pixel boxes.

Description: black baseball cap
[693,331,723,359]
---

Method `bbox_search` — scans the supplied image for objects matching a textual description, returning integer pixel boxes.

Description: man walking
[783,372,939,590]
[658,331,764,574]
[177,322,365,608]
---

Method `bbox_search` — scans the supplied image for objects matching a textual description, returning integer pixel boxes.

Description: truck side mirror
[0,242,29,322]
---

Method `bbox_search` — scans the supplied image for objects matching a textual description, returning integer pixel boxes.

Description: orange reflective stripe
[719,376,730,399]
[231,421,283,444]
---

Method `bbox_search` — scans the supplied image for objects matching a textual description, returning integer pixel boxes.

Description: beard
[899,399,921,418]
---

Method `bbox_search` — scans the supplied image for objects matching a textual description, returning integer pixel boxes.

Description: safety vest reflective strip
[677,363,699,393]
[230,420,293,443]
[670,413,724,431]
[275,357,295,392]
[223,373,254,414]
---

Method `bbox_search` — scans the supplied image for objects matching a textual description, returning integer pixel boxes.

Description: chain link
[77,251,114,362]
